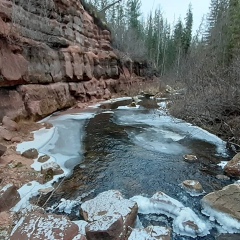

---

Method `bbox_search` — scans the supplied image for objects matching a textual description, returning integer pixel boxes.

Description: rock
[201,184,240,232]
[41,161,64,181]
[181,180,204,195]
[85,214,124,240]
[18,83,75,118]
[21,148,38,159]
[10,211,80,240]
[183,154,198,162]
[216,174,230,180]
[129,226,171,240]
[0,88,27,121]
[37,154,50,163]
[224,153,240,177]
[128,102,137,107]
[0,184,20,212]
[11,136,21,143]
[2,116,19,131]
[165,85,174,93]
[81,190,138,239]
[0,144,7,157]
[0,126,13,141]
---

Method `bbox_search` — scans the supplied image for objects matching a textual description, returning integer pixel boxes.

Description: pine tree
[182,5,193,55]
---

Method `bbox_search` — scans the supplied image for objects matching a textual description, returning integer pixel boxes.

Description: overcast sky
[140,0,211,33]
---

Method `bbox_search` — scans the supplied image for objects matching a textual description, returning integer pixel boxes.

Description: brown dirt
[0,120,47,236]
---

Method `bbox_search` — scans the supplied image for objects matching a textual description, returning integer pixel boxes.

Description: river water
[20,97,236,239]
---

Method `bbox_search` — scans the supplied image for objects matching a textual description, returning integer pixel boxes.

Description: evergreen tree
[182,5,193,55]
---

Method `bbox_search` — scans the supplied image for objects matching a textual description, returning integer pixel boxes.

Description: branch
[99,0,122,13]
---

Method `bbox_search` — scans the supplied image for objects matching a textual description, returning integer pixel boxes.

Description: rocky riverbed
[1,97,240,239]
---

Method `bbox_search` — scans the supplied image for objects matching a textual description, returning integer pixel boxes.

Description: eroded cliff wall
[0,0,123,120]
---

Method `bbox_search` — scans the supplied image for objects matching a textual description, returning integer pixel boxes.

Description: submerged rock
[81,190,138,239]
[183,154,198,162]
[0,184,20,212]
[216,233,240,240]
[201,184,240,232]
[129,226,171,240]
[10,211,81,240]
[224,153,240,177]
[181,180,204,196]
[216,175,230,181]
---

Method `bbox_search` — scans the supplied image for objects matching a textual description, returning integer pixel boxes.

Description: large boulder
[0,184,20,212]
[201,184,240,232]
[129,226,171,240]
[81,190,138,239]
[224,153,240,177]
[10,212,81,240]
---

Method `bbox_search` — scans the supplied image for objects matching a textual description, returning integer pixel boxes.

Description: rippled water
[33,98,235,239]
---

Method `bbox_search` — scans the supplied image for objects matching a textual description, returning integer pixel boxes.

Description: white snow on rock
[86,214,123,232]
[10,211,79,240]
[129,228,155,240]
[81,190,137,222]
[131,192,210,237]
[72,220,88,235]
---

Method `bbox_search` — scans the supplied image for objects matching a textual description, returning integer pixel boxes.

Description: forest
[85,0,240,148]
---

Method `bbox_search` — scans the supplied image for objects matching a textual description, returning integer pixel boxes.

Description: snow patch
[218,161,228,169]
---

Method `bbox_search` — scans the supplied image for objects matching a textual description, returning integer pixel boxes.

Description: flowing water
[28,97,236,239]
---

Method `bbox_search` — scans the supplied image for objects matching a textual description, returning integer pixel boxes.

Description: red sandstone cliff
[0,0,126,120]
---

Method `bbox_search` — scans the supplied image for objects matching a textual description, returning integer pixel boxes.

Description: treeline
[84,0,193,75]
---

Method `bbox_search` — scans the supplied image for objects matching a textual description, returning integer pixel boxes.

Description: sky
[140,0,211,33]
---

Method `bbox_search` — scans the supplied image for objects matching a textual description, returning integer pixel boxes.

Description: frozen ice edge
[131,193,211,238]
[201,202,240,233]
[13,112,95,212]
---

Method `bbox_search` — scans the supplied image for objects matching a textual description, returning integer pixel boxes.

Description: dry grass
[117,77,166,97]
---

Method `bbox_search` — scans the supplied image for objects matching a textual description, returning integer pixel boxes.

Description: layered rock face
[0,0,122,120]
